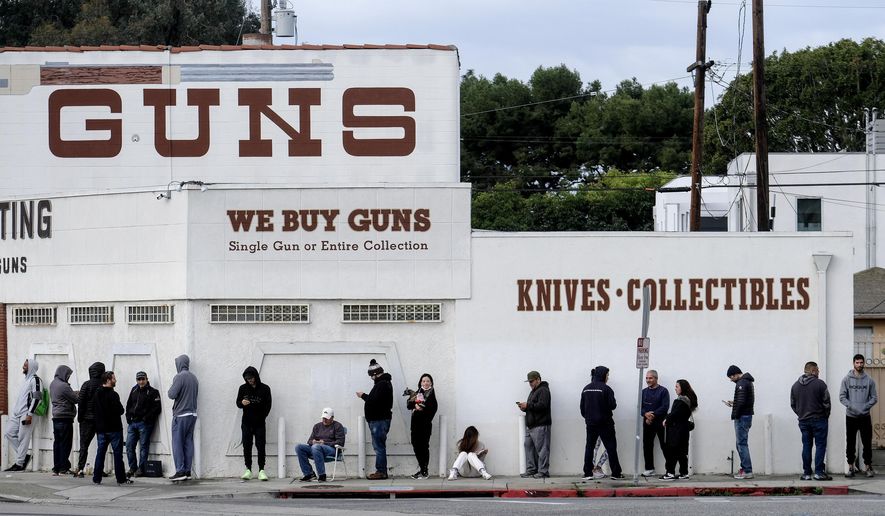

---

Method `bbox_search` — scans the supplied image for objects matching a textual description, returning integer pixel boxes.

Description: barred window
[69,305,114,325]
[12,307,57,326]
[127,305,174,324]
[210,304,310,323]
[342,303,442,323]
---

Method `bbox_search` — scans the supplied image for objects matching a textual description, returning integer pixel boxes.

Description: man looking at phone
[725,365,755,479]
[518,370,551,478]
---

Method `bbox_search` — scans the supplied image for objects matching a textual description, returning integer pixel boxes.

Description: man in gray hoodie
[790,361,831,481]
[3,358,41,471]
[839,354,878,477]
[50,365,79,475]
[168,354,199,481]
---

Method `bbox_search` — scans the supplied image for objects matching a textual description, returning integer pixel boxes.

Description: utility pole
[260,0,271,35]
[688,0,713,231]
[752,0,770,231]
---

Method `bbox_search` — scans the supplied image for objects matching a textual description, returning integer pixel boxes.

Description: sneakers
[533,472,549,479]
[169,471,188,481]
[642,469,656,477]
[3,464,22,472]
[660,473,678,481]
[447,468,460,481]
[734,469,754,479]
[480,468,493,480]
[610,474,626,480]
[299,472,317,482]
[118,478,134,485]
[814,473,833,481]
[865,466,876,478]
[846,465,856,478]
[258,470,268,481]
[74,470,85,478]
[317,474,327,482]
[367,471,388,480]
[241,469,252,480]
[411,470,429,479]
[126,468,137,479]
[520,471,537,478]
[800,474,813,480]
[678,474,691,480]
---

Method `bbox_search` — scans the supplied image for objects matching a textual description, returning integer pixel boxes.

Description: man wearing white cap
[295,408,346,482]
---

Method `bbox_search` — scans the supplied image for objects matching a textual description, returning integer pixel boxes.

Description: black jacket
[125,382,162,425]
[731,372,755,420]
[77,362,105,422]
[236,366,273,425]
[526,381,552,428]
[664,396,693,446]
[408,387,438,427]
[580,366,617,426]
[361,372,393,421]
[791,374,830,421]
[94,386,124,433]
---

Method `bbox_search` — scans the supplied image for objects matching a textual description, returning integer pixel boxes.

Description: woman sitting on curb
[447,426,492,480]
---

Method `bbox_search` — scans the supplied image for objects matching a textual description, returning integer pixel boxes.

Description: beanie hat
[368,359,384,377]
[726,365,742,377]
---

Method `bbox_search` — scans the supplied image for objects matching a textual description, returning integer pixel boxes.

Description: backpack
[32,376,50,417]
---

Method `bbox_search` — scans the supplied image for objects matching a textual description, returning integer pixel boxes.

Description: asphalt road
[0,495,881,516]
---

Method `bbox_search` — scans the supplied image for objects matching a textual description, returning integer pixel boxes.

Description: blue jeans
[171,415,197,474]
[126,421,154,473]
[799,418,828,476]
[94,431,126,484]
[367,419,391,474]
[296,443,336,476]
[734,415,753,473]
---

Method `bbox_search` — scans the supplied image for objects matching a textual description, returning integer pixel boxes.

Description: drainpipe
[866,109,872,269]
[812,253,832,473]
[872,109,879,268]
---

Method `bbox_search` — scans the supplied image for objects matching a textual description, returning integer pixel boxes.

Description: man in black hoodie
[790,361,831,481]
[356,359,393,480]
[726,365,755,479]
[518,370,551,478]
[236,366,272,481]
[75,361,105,477]
[125,371,162,477]
[92,371,131,485]
[580,366,623,480]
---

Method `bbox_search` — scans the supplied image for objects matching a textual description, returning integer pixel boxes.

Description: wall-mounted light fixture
[157,180,211,200]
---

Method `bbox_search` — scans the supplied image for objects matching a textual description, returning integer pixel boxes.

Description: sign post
[632,286,651,485]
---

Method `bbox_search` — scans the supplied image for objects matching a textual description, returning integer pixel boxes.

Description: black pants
[242,421,266,470]
[52,418,74,473]
[664,437,690,476]
[846,414,873,467]
[584,423,621,476]
[411,420,433,472]
[77,420,97,472]
[642,419,665,470]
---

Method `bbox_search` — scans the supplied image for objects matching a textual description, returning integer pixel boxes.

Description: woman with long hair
[408,373,438,479]
[447,426,492,480]
[660,379,698,481]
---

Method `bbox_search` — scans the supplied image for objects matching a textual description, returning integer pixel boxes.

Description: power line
[650,0,885,8]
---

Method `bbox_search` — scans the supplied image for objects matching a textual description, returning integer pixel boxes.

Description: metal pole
[358,416,366,478]
[689,0,712,231]
[632,287,651,484]
[277,417,286,479]
[752,0,771,231]
[518,414,527,474]
[437,414,447,478]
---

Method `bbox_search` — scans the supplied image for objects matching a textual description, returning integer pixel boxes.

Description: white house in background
[654,136,885,273]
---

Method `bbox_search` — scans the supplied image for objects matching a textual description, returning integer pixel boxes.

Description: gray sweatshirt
[839,369,878,417]
[13,358,41,418]
[50,365,78,419]
[168,354,199,417]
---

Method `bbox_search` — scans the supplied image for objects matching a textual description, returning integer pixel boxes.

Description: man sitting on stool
[295,408,346,482]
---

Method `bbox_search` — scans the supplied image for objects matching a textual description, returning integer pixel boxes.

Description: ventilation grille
[69,305,114,325]
[12,306,57,326]
[342,303,442,323]
[127,305,174,324]
[210,304,310,323]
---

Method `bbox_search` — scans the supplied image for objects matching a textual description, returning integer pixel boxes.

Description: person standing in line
[518,370,551,479]
[791,361,832,481]
[50,365,79,475]
[92,371,132,485]
[356,359,393,480]
[660,379,698,481]
[580,366,624,480]
[125,371,162,477]
[840,354,878,478]
[641,369,669,477]
[168,354,199,481]
[236,366,272,481]
[725,365,755,479]
[408,373,438,479]
[75,361,106,477]
[3,358,42,472]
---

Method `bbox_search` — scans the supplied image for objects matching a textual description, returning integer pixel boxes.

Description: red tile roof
[0,44,456,53]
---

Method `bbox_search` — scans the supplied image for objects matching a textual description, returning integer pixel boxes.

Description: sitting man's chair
[320,426,348,481]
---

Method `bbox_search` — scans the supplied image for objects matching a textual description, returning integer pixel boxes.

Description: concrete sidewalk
[0,471,880,503]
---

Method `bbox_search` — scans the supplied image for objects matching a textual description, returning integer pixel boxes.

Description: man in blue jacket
[641,369,669,476]
[581,366,623,480]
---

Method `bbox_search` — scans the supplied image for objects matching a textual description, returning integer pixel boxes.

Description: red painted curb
[500,489,579,498]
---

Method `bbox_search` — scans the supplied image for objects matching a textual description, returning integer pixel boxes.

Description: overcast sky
[266,0,885,100]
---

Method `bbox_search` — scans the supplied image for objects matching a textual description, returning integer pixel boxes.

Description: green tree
[705,38,885,173]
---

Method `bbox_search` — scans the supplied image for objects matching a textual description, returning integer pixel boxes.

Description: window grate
[342,303,442,323]
[127,305,174,324]
[210,304,310,323]
[12,307,57,326]
[69,305,114,325]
